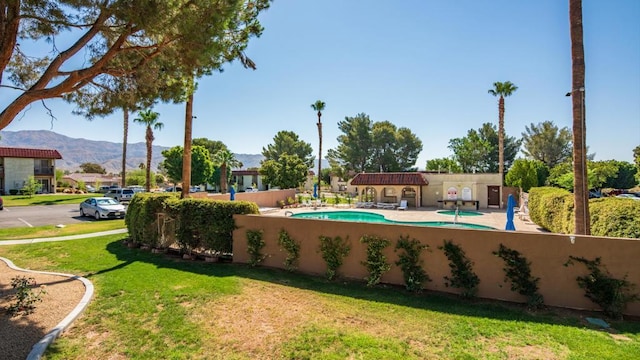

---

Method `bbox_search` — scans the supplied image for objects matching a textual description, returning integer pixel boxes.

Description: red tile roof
[350,172,429,186]
[0,147,62,159]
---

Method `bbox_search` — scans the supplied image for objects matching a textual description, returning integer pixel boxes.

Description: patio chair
[397,200,408,210]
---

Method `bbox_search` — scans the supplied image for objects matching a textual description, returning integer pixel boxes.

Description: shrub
[125,192,179,247]
[528,187,573,233]
[589,198,640,238]
[278,229,300,271]
[493,244,544,309]
[5,276,46,317]
[395,236,430,292]
[318,235,351,280]
[565,256,639,319]
[246,229,266,266]
[360,235,391,287]
[439,240,479,299]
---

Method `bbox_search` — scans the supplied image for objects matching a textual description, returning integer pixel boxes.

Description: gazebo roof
[350,172,429,186]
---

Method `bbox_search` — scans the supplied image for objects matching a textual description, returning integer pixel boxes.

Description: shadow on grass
[103,240,640,334]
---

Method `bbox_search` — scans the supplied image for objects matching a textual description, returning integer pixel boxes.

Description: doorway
[487,186,500,208]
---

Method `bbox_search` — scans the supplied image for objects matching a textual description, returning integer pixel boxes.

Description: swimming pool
[290,211,495,230]
[437,210,483,217]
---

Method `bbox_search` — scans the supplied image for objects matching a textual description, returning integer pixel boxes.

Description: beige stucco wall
[421,173,502,209]
[4,158,33,192]
[192,188,296,208]
[233,215,640,316]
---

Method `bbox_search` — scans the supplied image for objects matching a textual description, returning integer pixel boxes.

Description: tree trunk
[570,0,590,235]
[317,111,322,195]
[181,92,194,199]
[121,108,128,188]
[221,164,227,194]
[498,96,505,186]
[0,1,20,86]
[145,126,153,192]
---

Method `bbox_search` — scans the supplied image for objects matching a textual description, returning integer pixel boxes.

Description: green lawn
[0,220,125,240]
[1,193,94,206]
[0,235,638,359]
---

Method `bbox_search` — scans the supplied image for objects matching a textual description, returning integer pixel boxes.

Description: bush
[439,240,480,299]
[246,229,266,266]
[590,198,640,238]
[528,187,573,233]
[395,236,430,292]
[493,244,543,309]
[125,192,179,247]
[318,235,351,280]
[278,229,300,271]
[360,235,391,287]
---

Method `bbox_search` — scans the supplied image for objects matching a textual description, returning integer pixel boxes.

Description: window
[384,187,396,197]
[402,187,416,198]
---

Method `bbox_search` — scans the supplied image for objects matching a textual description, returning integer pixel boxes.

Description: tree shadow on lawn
[103,240,640,335]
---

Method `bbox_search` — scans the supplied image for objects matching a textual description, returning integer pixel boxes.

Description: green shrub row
[126,193,259,253]
[528,187,640,237]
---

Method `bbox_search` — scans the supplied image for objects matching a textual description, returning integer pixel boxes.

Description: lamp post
[566,87,588,233]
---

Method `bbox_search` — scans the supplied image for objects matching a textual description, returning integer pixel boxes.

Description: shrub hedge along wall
[529,186,640,238]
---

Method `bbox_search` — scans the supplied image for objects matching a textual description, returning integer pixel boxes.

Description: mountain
[0,130,267,174]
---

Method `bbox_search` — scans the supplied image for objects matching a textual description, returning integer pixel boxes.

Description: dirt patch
[0,260,86,360]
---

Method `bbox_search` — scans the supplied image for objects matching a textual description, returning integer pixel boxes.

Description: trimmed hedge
[529,187,574,234]
[529,187,640,238]
[125,193,259,252]
[590,198,640,239]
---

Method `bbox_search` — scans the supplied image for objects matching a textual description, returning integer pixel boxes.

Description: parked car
[85,185,96,193]
[0,195,3,210]
[615,193,640,200]
[244,187,258,192]
[79,197,126,220]
[105,188,135,202]
[98,185,111,193]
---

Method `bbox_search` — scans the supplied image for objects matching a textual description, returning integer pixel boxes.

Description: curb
[0,228,128,245]
[0,258,94,360]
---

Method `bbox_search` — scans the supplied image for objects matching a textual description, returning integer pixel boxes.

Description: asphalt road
[0,204,96,229]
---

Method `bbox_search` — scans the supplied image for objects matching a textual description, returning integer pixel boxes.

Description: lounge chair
[397,200,408,210]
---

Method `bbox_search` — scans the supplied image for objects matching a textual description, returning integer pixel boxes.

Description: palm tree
[569,0,590,235]
[182,91,194,199]
[311,100,326,196]
[133,109,163,192]
[213,149,242,194]
[488,81,518,190]
[121,108,129,188]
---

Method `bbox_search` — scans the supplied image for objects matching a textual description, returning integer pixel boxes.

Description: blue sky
[2,0,639,168]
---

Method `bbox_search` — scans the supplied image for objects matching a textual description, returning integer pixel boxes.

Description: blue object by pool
[230,187,235,201]
[291,211,495,230]
[505,194,516,231]
[437,210,483,216]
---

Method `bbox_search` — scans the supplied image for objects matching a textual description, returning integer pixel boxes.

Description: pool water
[437,210,483,216]
[291,211,494,230]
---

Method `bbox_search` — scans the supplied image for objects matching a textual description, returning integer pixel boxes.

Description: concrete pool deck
[261,206,545,233]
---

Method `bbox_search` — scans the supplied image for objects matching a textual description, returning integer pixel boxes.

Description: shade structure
[230,186,235,201]
[505,194,516,231]
[313,183,318,198]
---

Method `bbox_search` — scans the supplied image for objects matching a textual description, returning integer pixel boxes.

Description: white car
[616,194,640,200]
[80,197,127,220]
[105,188,135,202]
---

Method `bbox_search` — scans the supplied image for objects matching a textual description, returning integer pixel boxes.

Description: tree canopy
[0,0,271,130]
[327,113,422,173]
[448,123,521,173]
[521,121,572,168]
[425,158,462,173]
[260,153,308,189]
[261,130,314,167]
[505,159,548,192]
[160,145,215,186]
[79,162,106,174]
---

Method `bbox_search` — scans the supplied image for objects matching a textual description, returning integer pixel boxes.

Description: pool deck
[261,206,545,233]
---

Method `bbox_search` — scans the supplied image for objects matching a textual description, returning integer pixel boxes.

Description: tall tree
[569,0,590,234]
[488,81,518,184]
[213,149,242,194]
[160,145,214,186]
[133,109,163,192]
[79,162,106,174]
[505,159,548,192]
[328,113,373,173]
[193,138,230,161]
[521,121,573,168]
[182,90,195,199]
[261,131,314,166]
[425,158,463,173]
[0,1,271,130]
[633,145,640,185]
[327,113,422,173]
[311,100,326,191]
[260,154,309,190]
[449,123,521,173]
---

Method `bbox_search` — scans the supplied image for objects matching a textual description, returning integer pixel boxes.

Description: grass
[0,234,639,359]
[0,220,125,240]
[1,193,94,206]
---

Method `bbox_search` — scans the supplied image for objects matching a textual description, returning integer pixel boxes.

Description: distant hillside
[0,130,267,174]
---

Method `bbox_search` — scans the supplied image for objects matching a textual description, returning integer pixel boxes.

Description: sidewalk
[0,229,128,246]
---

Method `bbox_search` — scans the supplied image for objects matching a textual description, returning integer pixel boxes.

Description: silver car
[80,197,126,220]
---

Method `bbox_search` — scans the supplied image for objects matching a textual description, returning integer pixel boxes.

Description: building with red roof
[0,146,63,194]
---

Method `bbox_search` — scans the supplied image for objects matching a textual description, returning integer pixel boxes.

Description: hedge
[529,187,640,238]
[125,192,179,247]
